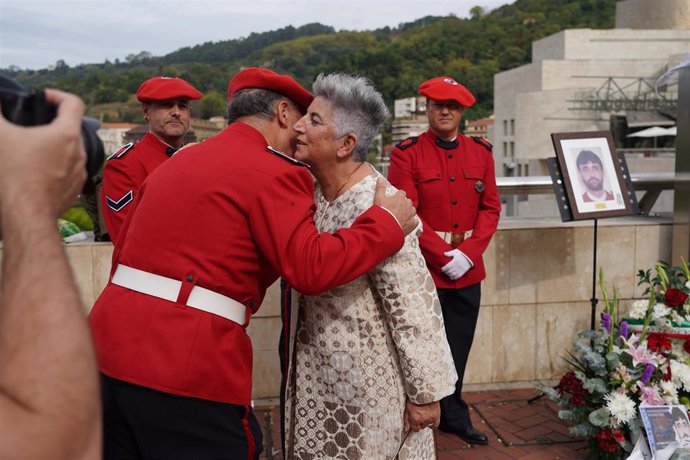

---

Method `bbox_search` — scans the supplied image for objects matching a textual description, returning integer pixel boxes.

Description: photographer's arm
[0,90,101,460]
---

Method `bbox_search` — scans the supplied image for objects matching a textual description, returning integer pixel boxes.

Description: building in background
[465,115,494,140]
[492,0,690,216]
[391,96,428,144]
[190,117,226,140]
[97,122,139,155]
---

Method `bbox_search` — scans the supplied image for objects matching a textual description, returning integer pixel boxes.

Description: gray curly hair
[312,73,390,162]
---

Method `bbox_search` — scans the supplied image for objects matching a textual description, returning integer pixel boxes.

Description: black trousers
[101,374,263,460]
[437,283,481,430]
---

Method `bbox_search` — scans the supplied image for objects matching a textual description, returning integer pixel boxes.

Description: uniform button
[248,301,254,308]
[452,199,458,205]
[186,274,193,282]
[450,176,456,182]
[448,154,453,159]
[453,224,459,229]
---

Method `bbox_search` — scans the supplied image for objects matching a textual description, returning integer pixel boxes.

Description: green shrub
[61,206,94,231]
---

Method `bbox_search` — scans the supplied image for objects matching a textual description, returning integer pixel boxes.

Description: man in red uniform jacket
[101,76,202,242]
[89,68,417,460]
[388,76,501,445]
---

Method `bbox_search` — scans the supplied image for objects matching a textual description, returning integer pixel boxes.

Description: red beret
[136,77,202,102]
[227,67,313,111]
[418,76,476,108]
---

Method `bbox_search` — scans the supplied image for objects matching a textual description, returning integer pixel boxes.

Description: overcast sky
[0,0,509,70]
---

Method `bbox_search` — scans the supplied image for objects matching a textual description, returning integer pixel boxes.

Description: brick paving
[254,388,590,459]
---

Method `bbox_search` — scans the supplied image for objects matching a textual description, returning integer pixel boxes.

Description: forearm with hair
[0,205,100,459]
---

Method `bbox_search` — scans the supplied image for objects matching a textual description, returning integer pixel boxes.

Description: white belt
[111,264,247,325]
[436,229,473,245]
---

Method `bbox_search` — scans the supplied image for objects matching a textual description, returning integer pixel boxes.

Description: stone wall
[493,27,690,192]
[616,0,690,30]
[1,217,671,400]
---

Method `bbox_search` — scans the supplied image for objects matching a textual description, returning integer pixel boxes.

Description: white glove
[441,249,473,280]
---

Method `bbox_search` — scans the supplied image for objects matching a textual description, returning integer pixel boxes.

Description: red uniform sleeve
[101,159,140,242]
[455,154,501,264]
[388,147,453,273]
[249,168,405,295]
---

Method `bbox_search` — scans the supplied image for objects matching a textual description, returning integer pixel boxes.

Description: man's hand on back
[373,177,418,235]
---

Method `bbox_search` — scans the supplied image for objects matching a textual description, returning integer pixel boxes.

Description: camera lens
[0,76,105,179]
[82,117,105,178]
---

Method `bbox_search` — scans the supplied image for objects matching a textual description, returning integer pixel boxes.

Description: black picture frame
[551,131,635,220]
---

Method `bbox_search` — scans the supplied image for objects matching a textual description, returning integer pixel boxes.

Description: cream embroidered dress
[284,168,457,459]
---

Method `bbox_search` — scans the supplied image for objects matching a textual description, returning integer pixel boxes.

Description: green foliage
[198,91,227,119]
[637,260,690,300]
[61,206,94,231]
[1,0,617,121]
[582,377,607,394]
[588,408,610,427]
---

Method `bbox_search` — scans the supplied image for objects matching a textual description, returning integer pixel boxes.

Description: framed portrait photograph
[551,131,635,220]
[639,404,690,456]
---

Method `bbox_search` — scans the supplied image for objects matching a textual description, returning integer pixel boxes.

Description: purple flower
[601,312,611,333]
[641,363,655,384]
[619,321,629,339]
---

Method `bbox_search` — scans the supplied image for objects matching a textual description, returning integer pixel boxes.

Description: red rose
[612,429,625,442]
[597,429,622,452]
[649,334,672,353]
[558,371,586,407]
[665,288,689,308]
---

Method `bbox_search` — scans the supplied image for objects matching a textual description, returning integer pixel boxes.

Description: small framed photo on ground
[551,131,635,220]
[640,404,690,456]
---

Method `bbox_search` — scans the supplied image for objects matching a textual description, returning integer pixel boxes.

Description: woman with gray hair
[283,73,457,459]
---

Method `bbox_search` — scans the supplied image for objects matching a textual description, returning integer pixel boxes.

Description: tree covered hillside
[2,0,616,122]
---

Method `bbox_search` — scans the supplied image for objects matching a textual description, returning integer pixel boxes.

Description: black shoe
[439,425,489,445]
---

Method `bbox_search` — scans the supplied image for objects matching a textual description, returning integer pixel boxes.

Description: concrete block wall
[616,0,690,30]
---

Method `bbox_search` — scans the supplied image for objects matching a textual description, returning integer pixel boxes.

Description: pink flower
[638,383,665,405]
[624,343,657,367]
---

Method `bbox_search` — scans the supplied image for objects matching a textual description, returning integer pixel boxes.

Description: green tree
[2,0,618,124]
[470,6,486,19]
[198,91,227,119]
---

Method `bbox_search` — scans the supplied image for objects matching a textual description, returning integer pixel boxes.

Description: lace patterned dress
[284,168,457,459]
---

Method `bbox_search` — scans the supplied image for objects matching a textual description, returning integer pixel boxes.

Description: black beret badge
[475,180,485,193]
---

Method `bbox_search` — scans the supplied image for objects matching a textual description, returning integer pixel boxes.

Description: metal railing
[497,173,690,215]
[376,158,684,215]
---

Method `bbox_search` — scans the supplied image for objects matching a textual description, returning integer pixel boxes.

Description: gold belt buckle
[450,232,464,244]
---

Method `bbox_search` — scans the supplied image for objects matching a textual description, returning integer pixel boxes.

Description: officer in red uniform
[89,68,417,460]
[101,76,202,242]
[388,76,501,445]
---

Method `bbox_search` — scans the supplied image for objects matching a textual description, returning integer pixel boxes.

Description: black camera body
[0,75,104,178]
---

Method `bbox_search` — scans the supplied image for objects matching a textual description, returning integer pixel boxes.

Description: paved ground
[254,388,590,459]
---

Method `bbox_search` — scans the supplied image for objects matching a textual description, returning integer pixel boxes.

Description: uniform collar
[227,121,270,148]
[143,131,180,157]
[431,132,459,150]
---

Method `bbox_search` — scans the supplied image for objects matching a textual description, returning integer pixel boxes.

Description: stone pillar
[616,0,690,30]
[673,65,690,264]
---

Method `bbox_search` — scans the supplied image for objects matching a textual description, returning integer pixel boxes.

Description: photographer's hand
[0,88,100,459]
[0,89,86,220]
